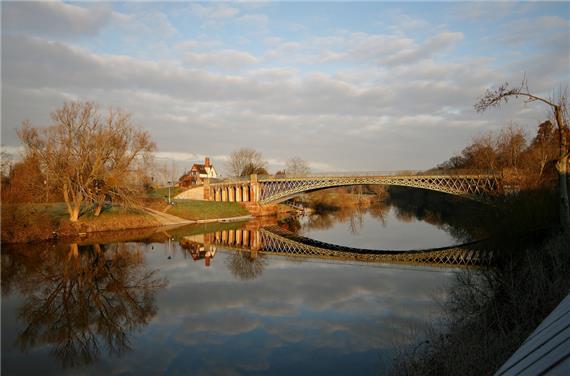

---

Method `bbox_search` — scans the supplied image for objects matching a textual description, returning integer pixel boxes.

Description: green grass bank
[165,199,249,220]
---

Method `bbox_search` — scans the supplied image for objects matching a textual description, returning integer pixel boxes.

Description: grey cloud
[382,31,464,66]
[112,10,178,39]
[2,1,111,37]
[183,49,259,71]
[278,30,463,67]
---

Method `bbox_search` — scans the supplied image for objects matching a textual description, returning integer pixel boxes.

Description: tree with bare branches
[18,102,155,221]
[285,156,311,176]
[475,80,569,232]
[226,148,268,177]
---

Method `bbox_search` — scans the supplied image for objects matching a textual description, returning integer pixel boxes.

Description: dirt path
[143,207,195,226]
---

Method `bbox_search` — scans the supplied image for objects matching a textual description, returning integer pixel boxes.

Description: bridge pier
[234,186,240,202]
[243,229,250,247]
[229,229,235,245]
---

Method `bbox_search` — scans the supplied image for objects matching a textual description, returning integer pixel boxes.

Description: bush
[391,233,570,376]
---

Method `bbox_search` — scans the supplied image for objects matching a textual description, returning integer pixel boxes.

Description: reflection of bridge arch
[207,173,503,205]
[204,226,490,267]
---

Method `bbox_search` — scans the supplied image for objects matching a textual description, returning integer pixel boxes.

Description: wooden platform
[495,293,570,375]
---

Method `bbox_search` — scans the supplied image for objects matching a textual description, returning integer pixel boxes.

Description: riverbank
[0,200,253,244]
[389,186,569,376]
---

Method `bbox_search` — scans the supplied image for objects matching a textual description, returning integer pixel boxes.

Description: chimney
[204,157,211,167]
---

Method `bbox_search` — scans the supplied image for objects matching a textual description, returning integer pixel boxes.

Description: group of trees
[226,147,311,177]
[474,79,569,232]
[3,102,155,221]
[226,148,269,177]
[2,101,313,223]
[438,79,569,232]
[438,121,561,186]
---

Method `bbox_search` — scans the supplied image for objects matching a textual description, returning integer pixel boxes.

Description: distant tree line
[438,120,564,188]
[225,147,311,178]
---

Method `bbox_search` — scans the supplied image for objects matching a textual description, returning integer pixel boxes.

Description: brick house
[178,157,218,187]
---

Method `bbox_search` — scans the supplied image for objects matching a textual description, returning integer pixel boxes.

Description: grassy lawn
[145,187,186,201]
[166,199,249,220]
[1,202,69,224]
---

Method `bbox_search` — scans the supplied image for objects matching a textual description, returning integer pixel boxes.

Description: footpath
[142,207,253,226]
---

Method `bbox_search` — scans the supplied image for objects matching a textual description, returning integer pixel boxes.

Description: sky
[1,1,569,175]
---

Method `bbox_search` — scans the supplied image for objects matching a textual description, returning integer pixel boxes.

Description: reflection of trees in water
[348,204,365,235]
[388,186,485,242]
[226,250,267,280]
[284,187,483,243]
[296,200,392,235]
[1,242,167,368]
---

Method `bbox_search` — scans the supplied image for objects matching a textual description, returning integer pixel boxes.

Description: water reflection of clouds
[140,249,454,373]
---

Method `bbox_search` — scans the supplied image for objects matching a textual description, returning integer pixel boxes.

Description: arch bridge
[204,171,503,205]
[196,226,491,267]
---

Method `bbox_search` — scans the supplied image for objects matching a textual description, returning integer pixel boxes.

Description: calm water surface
[2,204,462,375]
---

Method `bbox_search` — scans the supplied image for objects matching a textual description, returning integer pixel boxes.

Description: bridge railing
[261,169,500,179]
[211,169,501,183]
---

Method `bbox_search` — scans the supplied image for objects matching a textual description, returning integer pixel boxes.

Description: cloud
[266,30,463,67]
[238,14,269,28]
[500,15,570,46]
[381,31,464,66]
[2,15,568,173]
[2,1,112,37]
[112,10,178,39]
[190,3,240,20]
[183,49,259,71]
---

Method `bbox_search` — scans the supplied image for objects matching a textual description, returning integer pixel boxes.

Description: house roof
[191,164,208,174]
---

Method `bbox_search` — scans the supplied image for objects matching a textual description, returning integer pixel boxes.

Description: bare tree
[496,124,528,171]
[475,79,569,232]
[1,150,14,179]
[526,120,559,184]
[18,102,155,221]
[226,148,268,177]
[285,156,311,176]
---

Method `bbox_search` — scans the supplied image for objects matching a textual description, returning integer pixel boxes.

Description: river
[1,199,471,375]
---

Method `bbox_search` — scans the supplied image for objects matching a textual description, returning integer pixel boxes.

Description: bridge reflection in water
[179,225,491,268]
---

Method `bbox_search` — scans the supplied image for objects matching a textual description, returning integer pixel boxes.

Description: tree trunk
[94,204,103,217]
[70,204,81,222]
[63,182,82,222]
[557,156,570,233]
[554,107,570,233]
[94,195,105,217]
[68,243,79,259]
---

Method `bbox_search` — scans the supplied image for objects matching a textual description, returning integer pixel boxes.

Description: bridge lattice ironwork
[211,226,491,267]
[257,174,502,204]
